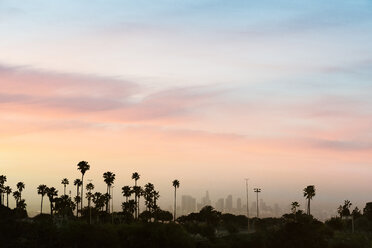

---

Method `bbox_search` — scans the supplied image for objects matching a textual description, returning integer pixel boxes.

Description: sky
[1,0,372,217]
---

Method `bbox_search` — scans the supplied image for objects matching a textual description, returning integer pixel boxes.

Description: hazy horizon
[1,0,372,219]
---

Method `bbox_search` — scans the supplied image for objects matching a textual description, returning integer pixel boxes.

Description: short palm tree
[61,178,69,196]
[16,182,25,200]
[172,179,180,221]
[4,186,12,208]
[77,161,90,212]
[103,171,116,213]
[37,184,47,214]
[74,179,82,216]
[122,186,132,202]
[46,187,58,216]
[291,201,300,214]
[132,172,140,218]
[86,182,95,223]
[13,191,21,206]
[303,185,316,215]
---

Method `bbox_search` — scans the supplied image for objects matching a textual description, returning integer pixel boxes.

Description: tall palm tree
[0,175,7,206]
[172,179,180,221]
[61,178,69,196]
[37,184,47,214]
[291,201,300,214]
[132,172,140,218]
[103,171,115,213]
[4,186,12,208]
[77,161,90,212]
[16,182,25,200]
[122,186,132,202]
[74,179,82,216]
[46,187,58,216]
[303,185,316,215]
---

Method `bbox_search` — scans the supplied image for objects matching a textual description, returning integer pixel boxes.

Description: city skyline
[1,0,372,217]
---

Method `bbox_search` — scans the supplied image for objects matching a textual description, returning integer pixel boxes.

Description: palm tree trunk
[106,185,109,213]
[76,186,79,217]
[64,185,66,196]
[81,175,84,213]
[6,193,9,208]
[88,198,91,224]
[138,196,140,217]
[50,199,53,217]
[135,180,137,219]
[174,187,176,221]
[41,195,43,214]
[308,199,311,215]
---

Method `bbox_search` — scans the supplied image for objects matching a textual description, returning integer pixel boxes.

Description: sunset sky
[1,0,372,216]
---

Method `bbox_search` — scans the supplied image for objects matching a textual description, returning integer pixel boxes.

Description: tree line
[0,161,181,223]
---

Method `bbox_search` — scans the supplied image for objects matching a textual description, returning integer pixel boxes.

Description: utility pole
[245,178,250,232]
[253,188,261,218]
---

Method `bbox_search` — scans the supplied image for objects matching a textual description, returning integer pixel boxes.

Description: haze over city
[1,0,372,219]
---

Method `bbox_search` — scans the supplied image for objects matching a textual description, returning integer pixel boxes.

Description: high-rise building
[181,195,196,215]
[198,191,212,211]
[225,195,233,213]
[215,198,224,212]
[236,198,242,213]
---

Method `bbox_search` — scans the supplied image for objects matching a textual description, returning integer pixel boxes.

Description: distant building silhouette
[181,195,196,215]
[215,198,224,212]
[197,191,211,211]
[236,198,242,213]
[225,195,233,213]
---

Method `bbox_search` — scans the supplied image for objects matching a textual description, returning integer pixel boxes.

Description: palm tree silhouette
[13,191,21,207]
[133,186,144,217]
[86,182,94,224]
[61,178,69,196]
[172,179,180,221]
[74,179,82,216]
[131,172,140,218]
[303,185,316,215]
[291,201,300,214]
[4,186,12,208]
[46,187,58,216]
[37,184,47,214]
[122,186,132,202]
[103,171,115,213]
[16,182,25,201]
[0,175,7,206]
[77,161,90,212]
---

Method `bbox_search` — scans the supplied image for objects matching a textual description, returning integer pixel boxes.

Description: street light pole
[253,188,261,218]
[245,178,250,232]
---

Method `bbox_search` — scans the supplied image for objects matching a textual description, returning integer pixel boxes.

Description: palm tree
[0,175,7,206]
[46,187,58,216]
[291,201,300,214]
[303,185,316,215]
[122,186,132,202]
[13,191,21,207]
[61,178,69,196]
[37,184,47,214]
[103,171,116,213]
[16,182,25,200]
[86,182,94,224]
[172,179,180,221]
[132,172,140,218]
[77,161,90,212]
[74,179,82,216]
[4,186,12,208]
